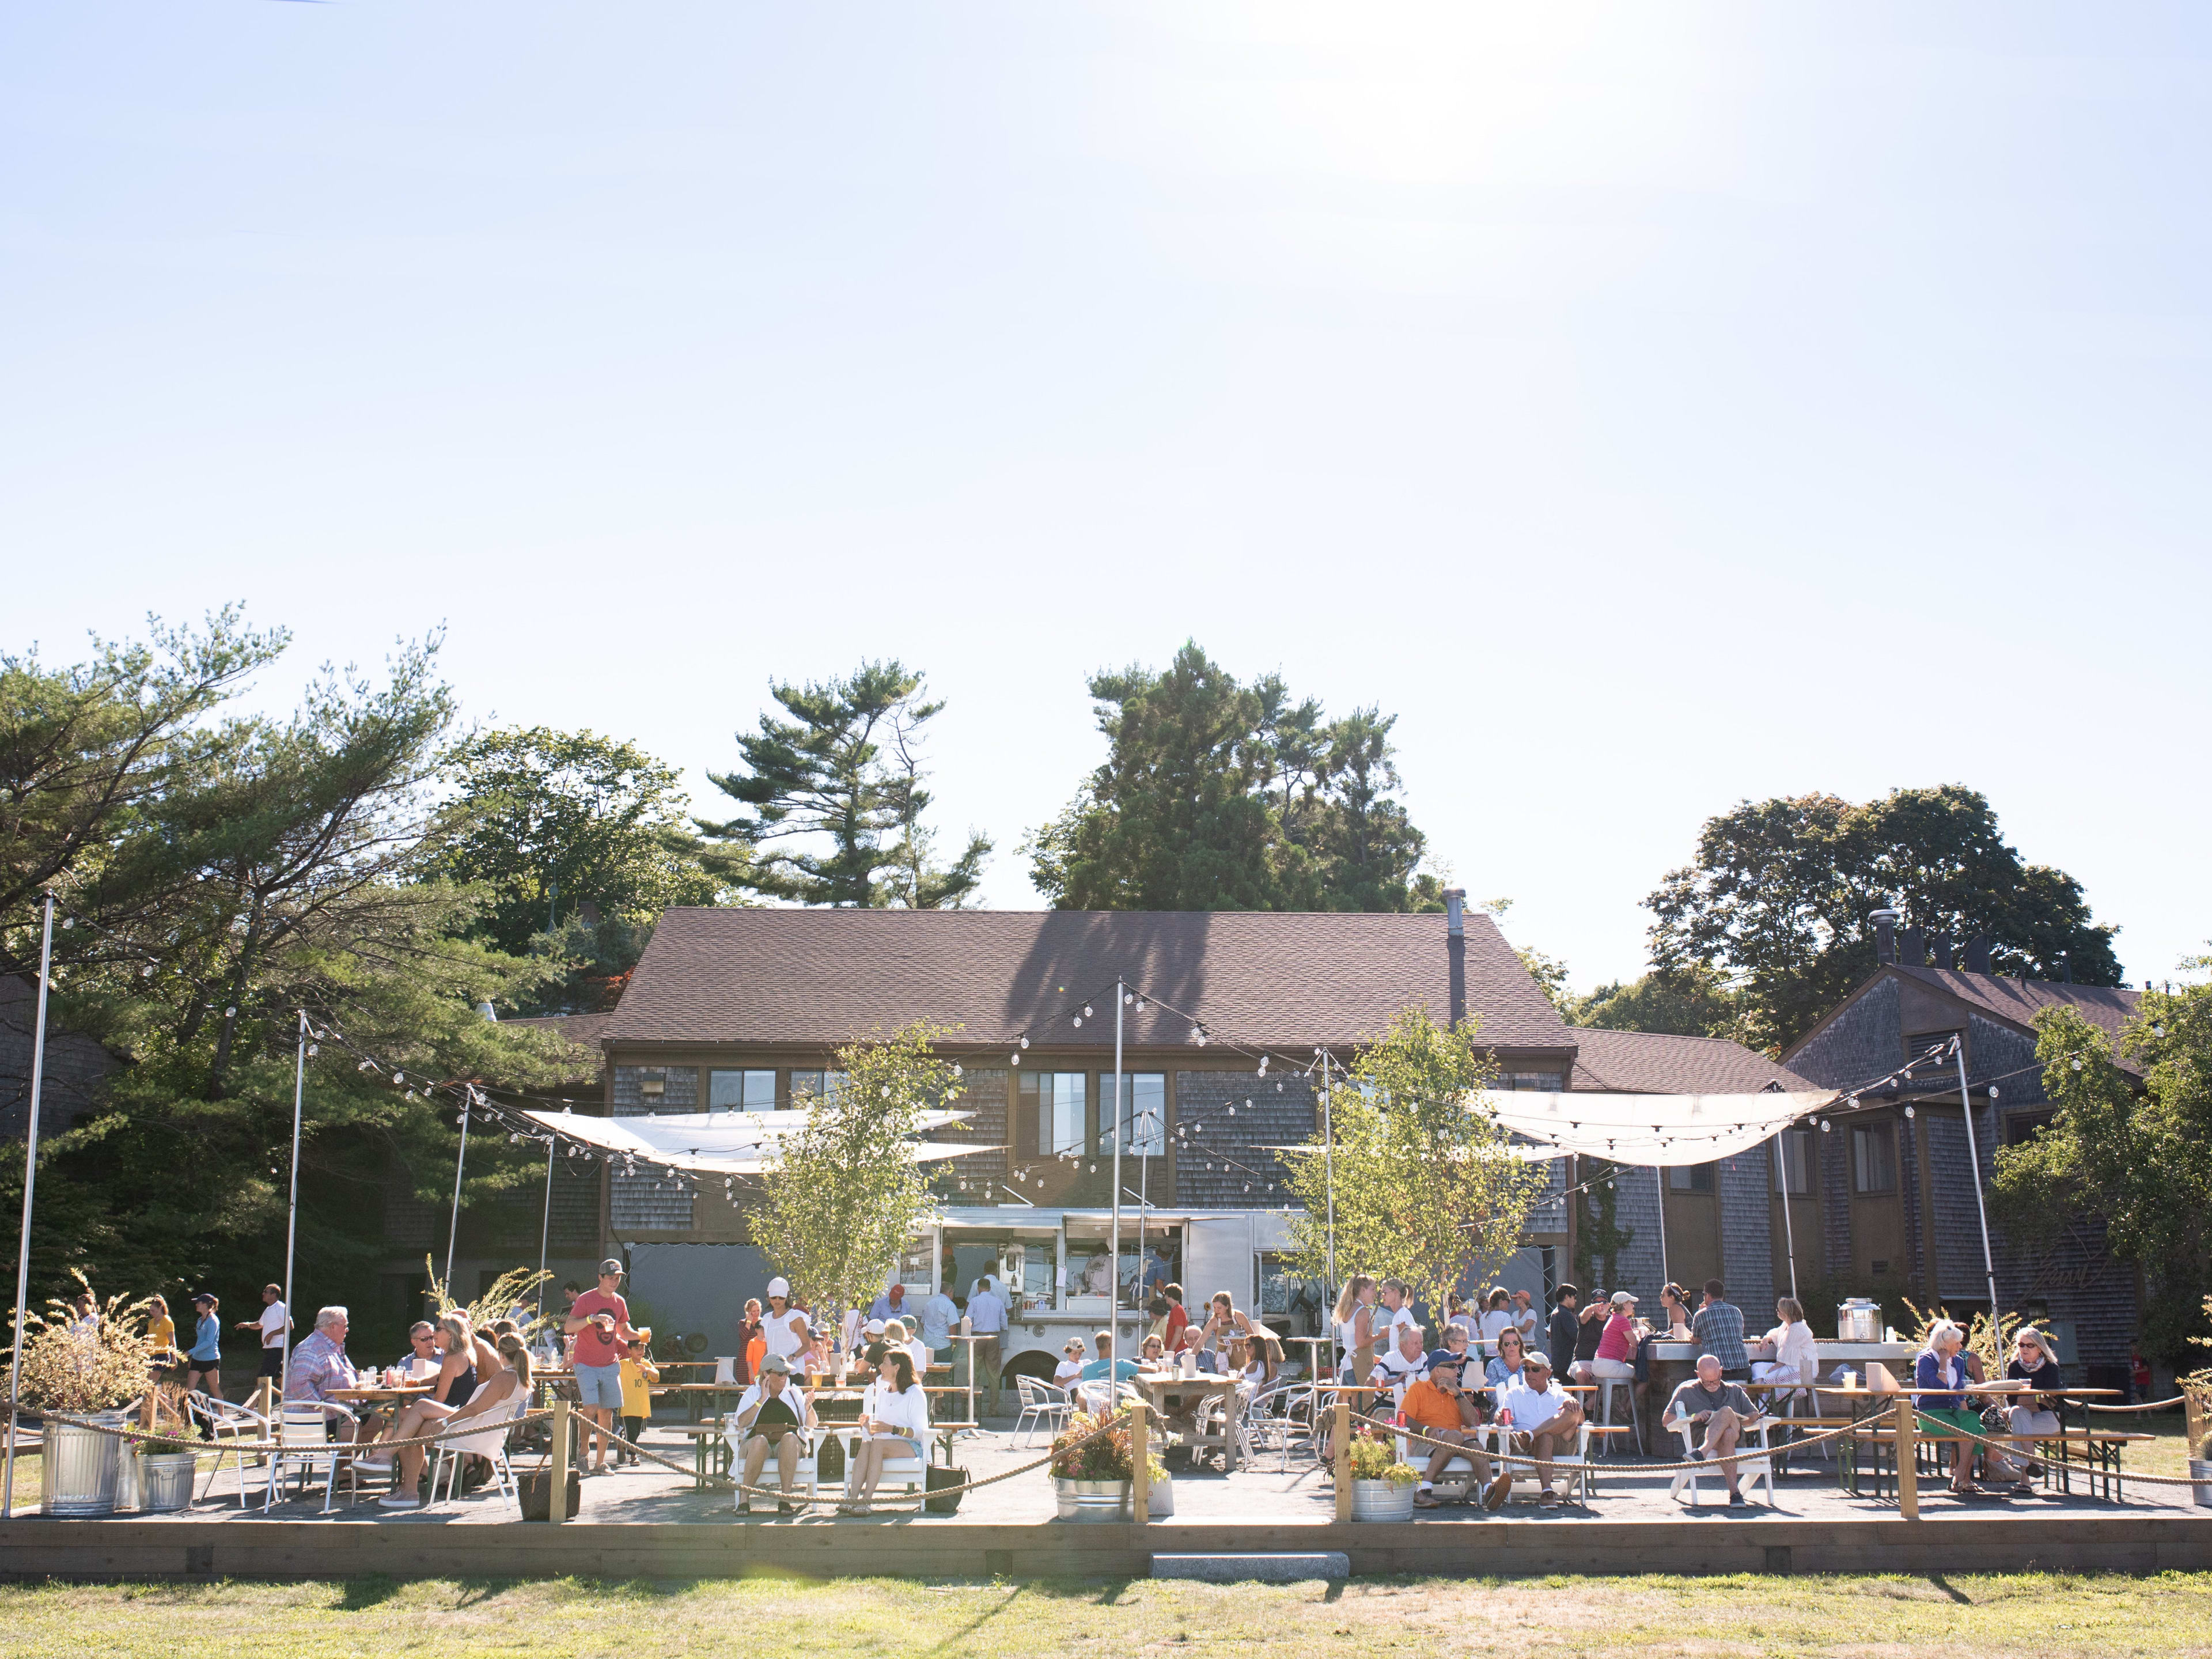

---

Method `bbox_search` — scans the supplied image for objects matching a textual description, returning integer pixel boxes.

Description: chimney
[1899,928,1926,967]
[1933,936,1955,971]
[2062,953,2073,984]
[1444,888,1467,1028]
[1870,907,1899,965]
[1963,934,1993,974]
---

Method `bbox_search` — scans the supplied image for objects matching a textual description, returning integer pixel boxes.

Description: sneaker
[1728,1491,1748,1509]
[1414,1490,1441,1509]
[1539,1489,1559,1508]
[1483,1471,1513,1512]
[377,1492,420,1509]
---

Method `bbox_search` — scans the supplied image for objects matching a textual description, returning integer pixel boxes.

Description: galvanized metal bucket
[1351,1478,1416,1522]
[1052,1478,1131,1521]
[140,1453,198,1513]
[42,1415,127,1517]
[2191,1458,2212,1510]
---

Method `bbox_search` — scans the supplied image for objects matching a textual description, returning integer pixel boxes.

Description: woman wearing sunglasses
[1999,1327,2066,1495]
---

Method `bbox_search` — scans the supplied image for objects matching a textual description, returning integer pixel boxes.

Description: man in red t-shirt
[565,1257,639,1473]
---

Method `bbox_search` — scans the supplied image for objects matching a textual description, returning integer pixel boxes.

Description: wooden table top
[328,1384,433,1402]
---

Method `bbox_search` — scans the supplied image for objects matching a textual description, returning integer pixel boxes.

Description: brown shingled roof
[1890,965,2145,1075]
[603,908,1576,1054]
[1569,1027,1815,1095]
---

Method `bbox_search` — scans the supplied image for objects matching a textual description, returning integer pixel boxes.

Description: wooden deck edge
[0,1516,2205,1582]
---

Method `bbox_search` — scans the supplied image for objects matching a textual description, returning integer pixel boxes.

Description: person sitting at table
[1140,1332,1168,1365]
[1403,1353,1490,1507]
[730,1353,816,1516]
[430,1312,498,1409]
[1078,1330,1141,1410]
[1368,1323,1431,1408]
[1489,1351,1585,1510]
[1592,1291,1640,1386]
[1236,1328,1279,1397]
[839,1350,930,1514]
[1569,1294,1610,1383]
[368,1333,532,1508]
[1998,1326,2066,1495]
[1913,1320,1986,1496]
[884,1317,930,1381]
[1484,1327,1528,1387]
[1656,1282,1694,1339]
[1053,1338,1087,1388]
[1662,1353,1767,1508]
[395,1321,440,1380]
[1428,1321,1475,1376]
[285,1306,365,1440]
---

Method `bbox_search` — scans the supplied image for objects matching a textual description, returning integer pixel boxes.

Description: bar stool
[1593,1372,1640,1456]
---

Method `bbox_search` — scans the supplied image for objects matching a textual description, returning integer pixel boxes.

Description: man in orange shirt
[1402,1355,1489,1507]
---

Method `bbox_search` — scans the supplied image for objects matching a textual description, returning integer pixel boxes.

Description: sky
[3,3,2206,994]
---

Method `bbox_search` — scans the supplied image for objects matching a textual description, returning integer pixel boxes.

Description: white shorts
[1590,1359,1635,1380]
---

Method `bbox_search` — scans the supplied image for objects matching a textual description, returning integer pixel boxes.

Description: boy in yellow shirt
[617,1331,659,1466]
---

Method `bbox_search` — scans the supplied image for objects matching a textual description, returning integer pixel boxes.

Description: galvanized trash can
[2191,1457,2212,1510]
[1052,1478,1131,1521]
[42,1414,128,1517]
[141,1453,198,1513]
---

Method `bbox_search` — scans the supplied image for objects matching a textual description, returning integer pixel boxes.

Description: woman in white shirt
[883,1318,931,1382]
[1476,1287,1516,1348]
[1753,1297,1821,1389]
[840,1351,930,1513]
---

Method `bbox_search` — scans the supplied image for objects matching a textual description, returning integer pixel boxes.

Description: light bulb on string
[1071,1017,1081,1028]
[1083,1005,1093,1018]
[1904,1105,1916,1119]
[1011,1053,1020,1066]
[1019,1036,1029,1050]
[953,1063,963,1077]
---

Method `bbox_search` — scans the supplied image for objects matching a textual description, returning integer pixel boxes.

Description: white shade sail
[523,1108,984,1176]
[1475,1089,1837,1167]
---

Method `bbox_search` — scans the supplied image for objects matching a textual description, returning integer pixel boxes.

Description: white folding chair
[1012,1376,1071,1449]
[835,1428,926,1508]
[426,1395,527,1516]
[264,1402,360,1513]
[1666,1412,1775,1505]
[188,1392,268,1503]
[1480,1417,1593,1504]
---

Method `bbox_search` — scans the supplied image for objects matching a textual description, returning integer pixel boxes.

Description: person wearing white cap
[1591,1291,1640,1384]
[760,1277,808,1369]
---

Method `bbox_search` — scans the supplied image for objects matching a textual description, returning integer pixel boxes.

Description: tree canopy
[1026,641,1440,912]
[1570,964,1748,1041]
[1645,785,2120,1051]
[1990,972,2212,1366]
[701,660,989,908]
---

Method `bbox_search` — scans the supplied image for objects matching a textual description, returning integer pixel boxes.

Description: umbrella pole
[1654,1165,1670,1289]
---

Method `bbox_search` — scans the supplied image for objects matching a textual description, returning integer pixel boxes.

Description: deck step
[1150,1552,1350,1583]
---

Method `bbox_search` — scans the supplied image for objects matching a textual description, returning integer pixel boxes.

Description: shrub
[1048,1406,1166,1484]
[3,1274,162,1416]
[1345,1426,1418,1485]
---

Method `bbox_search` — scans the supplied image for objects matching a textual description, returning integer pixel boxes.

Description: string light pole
[1109,978,1125,1352]
[278,1009,309,1399]
[3,893,56,1520]
[1950,1036,2001,1315]
[535,1128,557,1326]
[444,1089,475,1294]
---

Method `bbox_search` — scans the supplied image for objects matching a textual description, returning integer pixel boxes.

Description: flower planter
[139,1453,198,1513]
[1053,1478,1132,1521]
[1147,1476,1174,1518]
[42,1414,128,1517]
[1350,1478,1416,1522]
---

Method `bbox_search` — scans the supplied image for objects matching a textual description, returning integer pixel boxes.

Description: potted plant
[1048,1406,1168,1522]
[3,1277,162,1517]
[134,1433,200,1514]
[1344,1427,1419,1521]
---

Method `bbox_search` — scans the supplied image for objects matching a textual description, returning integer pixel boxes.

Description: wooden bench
[1854,1428,2149,1504]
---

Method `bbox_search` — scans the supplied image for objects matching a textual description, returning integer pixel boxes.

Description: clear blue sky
[4,4,2205,993]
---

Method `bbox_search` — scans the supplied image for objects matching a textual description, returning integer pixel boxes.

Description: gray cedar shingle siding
[931,1067,1010,1201]
[601,909,1576,1055]
[1175,1071,1315,1209]
[611,1064,698,1229]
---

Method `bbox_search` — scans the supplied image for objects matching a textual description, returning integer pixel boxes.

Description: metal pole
[1320,1052,1336,1297]
[536,1131,557,1327]
[1771,1130,1800,1305]
[1654,1165,1671,1289]
[3,894,56,1519]
[1952,1039,2001,1316]
[279,1009,306,1400]
[1109,979,1124,1353]
[444,1089,473,1296]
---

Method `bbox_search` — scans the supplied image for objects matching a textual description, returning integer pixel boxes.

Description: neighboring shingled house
[0,975,119,1141]
[1782,915,2143,1376]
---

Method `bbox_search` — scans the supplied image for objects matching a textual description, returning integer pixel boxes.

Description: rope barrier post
[1893,1395,1918,1520]
[252,1378,274,1467]
[550,1397,571,1524]
[1333,1395,1352,1523]
[2188,1390,2206,1468]
[1130,1407,1148,1525]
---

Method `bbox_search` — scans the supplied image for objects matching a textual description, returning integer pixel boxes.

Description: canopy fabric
[522,1108,984,1176]
[1475,1089,1836,1167]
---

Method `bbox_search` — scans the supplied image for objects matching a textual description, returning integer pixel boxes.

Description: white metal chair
[187,1392,269,1503]
[1666,1410,1776,1505]
[1012,1376,1071,1449]
[832,1427,927,1508]
[1242,1382,1312,1472]
[263,1402,360,1513]
[425,1393,527,1516]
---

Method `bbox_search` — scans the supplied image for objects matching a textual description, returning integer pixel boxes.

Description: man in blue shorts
[565,1257,638,1474]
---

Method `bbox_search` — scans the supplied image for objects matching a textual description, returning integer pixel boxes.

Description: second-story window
[709,1069,777,1111]
[1020,1071,1088,1156]
[1853,1123,1897,1194]
[789,1069,848,1107]
[1103,1073,1167,1156]
[1668,1162,1715,1193]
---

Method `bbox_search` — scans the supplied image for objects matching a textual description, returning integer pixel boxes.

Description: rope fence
[33,1407,554,1457]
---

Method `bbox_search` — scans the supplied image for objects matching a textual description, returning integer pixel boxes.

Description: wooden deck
[3,1510,2207,1581]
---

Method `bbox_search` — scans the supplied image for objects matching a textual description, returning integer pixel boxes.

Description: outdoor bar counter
[1629,1338,1919,1451]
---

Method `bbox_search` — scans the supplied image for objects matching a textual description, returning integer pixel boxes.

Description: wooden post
[251,1378,274,1467]
[1334,1395,1353,1524]
[1893,1395,1918,1520]
[2186,1389,2205,1466]
[550,1397,571,1524]
[1129,1406,1149,1525]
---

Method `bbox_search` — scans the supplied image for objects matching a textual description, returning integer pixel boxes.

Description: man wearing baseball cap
[565,1258,637,1475]
[730,1352,817,1516]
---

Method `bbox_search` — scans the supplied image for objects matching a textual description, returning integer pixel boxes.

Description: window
[2003,1110,2058,1147]
[1668,1162,1715,1193]
[1852,1124,1897,1194]
[1102,1073,1166,1157]
[1904,1029,1963,1068]
[788,1070,847,1107]
[709,1069,777,1112]
[1499,1073,1565,1092]
[1771,1128,1813,1196]
[1020,1071,1088,1156]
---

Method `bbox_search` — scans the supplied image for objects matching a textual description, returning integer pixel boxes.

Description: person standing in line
[759,1278,809,1369]
[733,1298,763,1387]
[1509,1289,1543,1347]
[915,1281,959,1376]
[565,1258,638,1476]
[1547,1285,1582,1385]
[237,1283,290,1389]
[1477,1287,1516,1349]
[967,1275,1009,1417]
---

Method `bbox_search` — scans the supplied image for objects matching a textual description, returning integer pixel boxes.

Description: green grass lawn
[7,1572,2212,1657]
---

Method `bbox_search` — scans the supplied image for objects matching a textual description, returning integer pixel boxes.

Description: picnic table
[1131,1369,1245,1472]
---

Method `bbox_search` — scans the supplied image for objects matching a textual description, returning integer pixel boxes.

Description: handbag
[924,1463,965,1514]
[816,1432,845,1484]
[517,1465,581,1522]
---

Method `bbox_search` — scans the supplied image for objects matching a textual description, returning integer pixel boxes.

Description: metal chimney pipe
[1870,907,1899,965]
[1444,888,1465,936]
